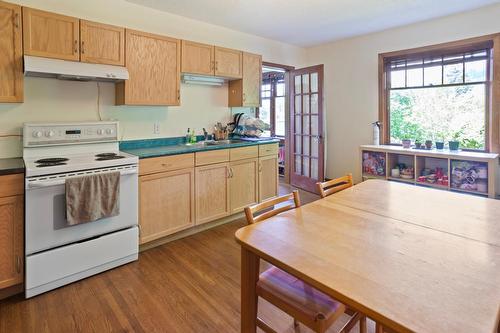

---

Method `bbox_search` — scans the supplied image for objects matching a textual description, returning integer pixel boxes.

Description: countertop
[120,137,280,159]
[0,158,25,176]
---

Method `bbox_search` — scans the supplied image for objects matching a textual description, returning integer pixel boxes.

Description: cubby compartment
[450,160,488,195]
[415,156,449,189]
[387,153,415,183]
[361,150,386,178]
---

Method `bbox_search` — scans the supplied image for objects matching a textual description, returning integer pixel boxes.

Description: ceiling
[125,0,500,47]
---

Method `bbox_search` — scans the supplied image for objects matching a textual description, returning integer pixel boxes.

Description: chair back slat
[244,191,301,225]
[316,173,353,198]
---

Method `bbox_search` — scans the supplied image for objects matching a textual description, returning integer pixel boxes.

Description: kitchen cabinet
[195,163,230,224]
[229,52,262,107]
[229,158,259,214]
[259,154,279,202]
[0,1,23,103]
[22,7,80,61]
[80,20,125,66]
[214,46,242,79]
[0,174,24,295]
[181,40,214,76]
[139,168,195,244]
[116,29,181,106]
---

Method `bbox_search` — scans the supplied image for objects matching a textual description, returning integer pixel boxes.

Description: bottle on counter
[190,129,197,144]
[186,128,191,145]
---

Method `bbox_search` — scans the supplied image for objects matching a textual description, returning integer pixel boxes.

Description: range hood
[24,56,129,82]
[182,74,225,86]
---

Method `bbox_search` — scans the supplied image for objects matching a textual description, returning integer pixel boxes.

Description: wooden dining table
[235,180,500,333]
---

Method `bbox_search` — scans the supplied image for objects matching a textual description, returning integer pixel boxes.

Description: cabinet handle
[177,89,180,101]
[215,61,218,71]
[14,13,20,28]
[81,41,85,54]
[259,163,262,173]
[161,163,171,168]
[16,256,21,274]
[74,40,78,53]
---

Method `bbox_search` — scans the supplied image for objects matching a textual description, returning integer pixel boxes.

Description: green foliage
[390,84,486,150]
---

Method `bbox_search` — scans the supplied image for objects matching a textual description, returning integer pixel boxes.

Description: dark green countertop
[120,137,280,159]
[0,158,24,176]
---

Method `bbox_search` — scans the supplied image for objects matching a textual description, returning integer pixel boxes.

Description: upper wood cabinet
[22,7,80,61]
[0,174,24,293]
[116,29,181,106]
[181,40,214,76]
[229,52,262,107]
[80,20,125,66]
[214,46,242,79]
[0,1,23,103]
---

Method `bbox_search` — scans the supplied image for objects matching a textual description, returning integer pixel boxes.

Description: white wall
[0,0,307,158]
[305,3,500,182]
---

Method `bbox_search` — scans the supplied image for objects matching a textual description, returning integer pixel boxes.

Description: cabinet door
[0,195,23,289]
[195,163,230,224]
[116,29,180,106]
[214,46,242,79]
[230,158,258,214]
[22,7,79,61]
[0,2,23,103]
[242,52,262,107]
[259,155,279,202]
[181,40,214,76]
[80,20,125,66]
[139,168,195,244]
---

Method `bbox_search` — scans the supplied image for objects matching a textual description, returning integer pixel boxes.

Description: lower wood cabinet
[139,168,195,244]
[0,175,24,294]
[229,158,259,214]
[259,155,279,202]
[195,162,230,224]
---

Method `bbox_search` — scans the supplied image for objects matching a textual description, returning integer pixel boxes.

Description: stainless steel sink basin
[185,139,243,147]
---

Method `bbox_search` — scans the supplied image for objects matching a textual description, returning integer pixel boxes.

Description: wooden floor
[0,183,376,333]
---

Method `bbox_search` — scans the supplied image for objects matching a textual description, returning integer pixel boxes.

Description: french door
[290,65,324,193]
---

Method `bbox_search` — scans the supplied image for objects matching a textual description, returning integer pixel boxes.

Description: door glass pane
[311,159,318,180]
[303,136,310,156]
[303,158,310,177]
[295,155,302,174]
[303,95,310,114]
[311,115,318,136]
[311,93,318,114]
[295,116,301,134]
[311,140,318,157]
[303,116,310,135]
[295,95,302,115]
[294,76,301,94]
[311,73,318,93]
[302,74,310,93]
[295,135,301,154]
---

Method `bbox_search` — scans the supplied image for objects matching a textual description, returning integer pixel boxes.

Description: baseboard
[0,283,23,301]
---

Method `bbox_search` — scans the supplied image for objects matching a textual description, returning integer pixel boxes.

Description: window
[381,39,496,151]
[258,69,286,137]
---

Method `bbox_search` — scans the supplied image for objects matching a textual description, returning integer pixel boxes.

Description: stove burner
[35,157,69,164]
[96,155,125,161]
[36,162,67,167]
[95,153,118,158]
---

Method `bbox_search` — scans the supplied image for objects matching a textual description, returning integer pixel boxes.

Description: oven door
[25,165,138,255]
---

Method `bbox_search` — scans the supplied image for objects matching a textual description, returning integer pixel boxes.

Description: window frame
[379,34,500,153]
[257,71,286,137]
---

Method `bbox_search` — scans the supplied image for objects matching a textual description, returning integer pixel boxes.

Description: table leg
[241,246,259,333]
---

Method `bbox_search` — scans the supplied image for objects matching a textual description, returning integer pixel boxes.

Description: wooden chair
[316,173,353,198]
[244,191,367,333]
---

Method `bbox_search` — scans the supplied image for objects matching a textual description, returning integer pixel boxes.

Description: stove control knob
[97,129,104,135]
[106,128,113,135]
[45,130,55,138]
[33,131,42,138]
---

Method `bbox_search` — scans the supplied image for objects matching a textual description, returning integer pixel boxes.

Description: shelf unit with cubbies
[360,145,498,198]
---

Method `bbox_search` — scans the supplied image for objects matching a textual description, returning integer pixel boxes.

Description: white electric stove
[23,121,139,298]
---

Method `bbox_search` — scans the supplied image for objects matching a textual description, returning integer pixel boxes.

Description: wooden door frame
[262,61,295,184]
[290,64,325,193]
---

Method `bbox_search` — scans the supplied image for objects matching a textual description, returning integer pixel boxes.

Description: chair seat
[257,266,345,325]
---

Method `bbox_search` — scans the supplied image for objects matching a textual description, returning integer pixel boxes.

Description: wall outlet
[153,122,160,134]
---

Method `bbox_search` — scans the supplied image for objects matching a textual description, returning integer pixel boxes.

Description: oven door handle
[27,169,138,189]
